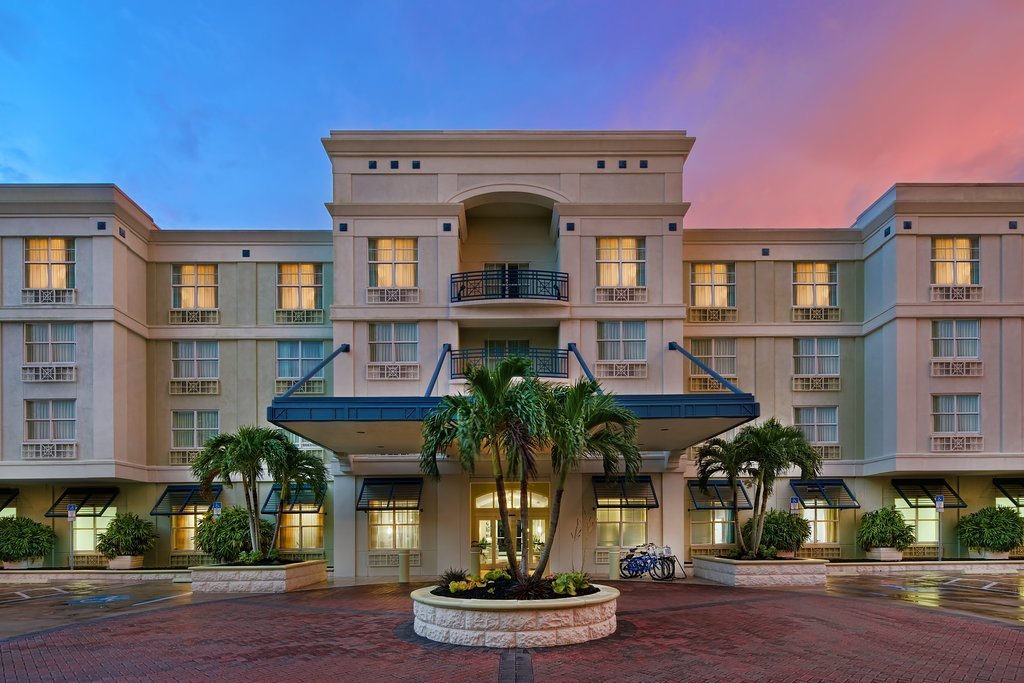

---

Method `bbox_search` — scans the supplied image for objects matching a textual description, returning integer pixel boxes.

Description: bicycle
[618,543,682,580]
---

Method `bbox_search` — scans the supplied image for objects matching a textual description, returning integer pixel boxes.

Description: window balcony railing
[931,284,982,302]
[689,375,738,393]
[791,306,841,322]
[930,434,983,452]
[367,550,422,568]
[275,309,326,325]
[450,270,568,303]
[367,287,419,304]
[930,359,983,377]
[169,449,202,466]
[275,378,326,396]
[811,444,842,460]
[792,376,841,391]
[21,364,76,382]
[367,362,420,380]
[451,348,568,379]
[22,288,76,304]
[687,307,737,322]
[169,379,221,395]
[594,286,647,303]
[594,360,648,379]
[22,441,78,460]
[169,309,220,325]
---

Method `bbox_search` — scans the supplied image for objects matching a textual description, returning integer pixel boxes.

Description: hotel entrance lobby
[471,482,549,571]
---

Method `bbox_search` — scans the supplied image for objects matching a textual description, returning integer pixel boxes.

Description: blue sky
[1,1,1022,229]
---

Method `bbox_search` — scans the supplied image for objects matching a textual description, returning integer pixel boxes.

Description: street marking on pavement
[133,592,192,607]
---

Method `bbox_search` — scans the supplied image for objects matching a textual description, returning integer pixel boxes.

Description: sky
[0,1,1022,229]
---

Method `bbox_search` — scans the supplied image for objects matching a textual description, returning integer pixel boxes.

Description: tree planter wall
[410,584,619,648]
[865,548,903,562]
[107,556,143,570]
[692,556,828,587]
[191,560,327,593]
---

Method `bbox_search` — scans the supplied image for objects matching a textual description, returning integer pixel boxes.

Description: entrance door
[471,482,549,571]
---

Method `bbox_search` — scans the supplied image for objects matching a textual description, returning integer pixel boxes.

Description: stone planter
[969,549,1012,560]
[692,556,828,587]
[2,559,32,570]
[776,550,796,559]
[191,559,327,593]
[410,584,619,648]
[865,548,904,562]
[108,555,143,570]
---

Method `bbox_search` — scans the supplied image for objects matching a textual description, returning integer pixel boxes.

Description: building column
[333,474,357,578]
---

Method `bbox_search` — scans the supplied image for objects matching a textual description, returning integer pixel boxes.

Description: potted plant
[856,506,916,561]
[742,509,811,558]
[0,516,57,569]
[957,506,1024,560]
[96,512,159,569]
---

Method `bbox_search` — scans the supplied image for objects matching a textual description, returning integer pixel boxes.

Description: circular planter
[410,584,619,648]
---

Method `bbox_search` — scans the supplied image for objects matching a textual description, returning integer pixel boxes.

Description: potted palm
[856,506,916,561]
[742,509,810,558]
[0,517,57,569]
[957,506,1024,560]
[96,512,159,569]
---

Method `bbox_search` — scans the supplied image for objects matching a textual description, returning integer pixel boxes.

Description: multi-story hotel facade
[1,131,1023,577]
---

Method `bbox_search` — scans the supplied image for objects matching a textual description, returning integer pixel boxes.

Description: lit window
[278,508,325,550]
[368,507,420,549]
[597,238,646,287]
[931,320,979,359]
[689,338,736,376]
[690,509,735,545]
[171,410,219,449]
[793,338,840,375]
[802,505,838,544]
[931,237,979,285]
[369,323,418,363]
[276,341,324,380]
[931,395,979,434]
[171,508,206,551]
[25,323,76,364]
[792,262,837,307]
[0,507,14,519]
[73,507,115,553]
[690,263,735,307]
[368,239,418,287]
[895,499,938,544]
[596,506,647,547]
[278,263,323,310]
[172,264,218,309]
[25,238,75,289]
[172,341,219,379]
[25,399,76,441]
[794,406,838,444]
[597,321,646,361]
[995,498,1024,518]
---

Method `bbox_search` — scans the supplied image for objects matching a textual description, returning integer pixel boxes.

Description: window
[25,238,75,289]
[172,509,205,552]
[931,395,979,433]
[368,238,417,288]
[73,508,115,554]
[369,509,420,549]
[794,406,838,444]
[369,323,419,363]
[25,399,76,441]
[931,237,979,285]
[597,238,646,287]
[278,263,323,310]
[596,507,646,547]
[278,508,325,550]
[792,262,837,307]
[25,323,76,364]
[690,263,735,307]
[171,410,219,449]
[690,510,735,545]
[596,321,646,361]
[793,338,840,375]
[802,505,838,544]
[689,338,736,376]
[277,341,325,380]
[172,341,219,379]
[931,321,979,358]
[172,264,218,309]
[895,499,938,544]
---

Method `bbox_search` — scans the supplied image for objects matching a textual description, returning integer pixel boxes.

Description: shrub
[856,506,916,551]
[0,517,57,563]
[95,512,158,559]
[551,571,591,596]
[438,567,468,589]
[195,506,273,563]
[957,506,1024,552]
[742,509,811,553]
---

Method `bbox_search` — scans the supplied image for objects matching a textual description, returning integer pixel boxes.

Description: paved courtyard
[2,576,1024,682]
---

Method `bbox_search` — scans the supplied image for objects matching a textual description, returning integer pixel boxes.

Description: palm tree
[694,436,751,556]
[533,378,640,577]
[265,444,330,552]
[420,357,548,582]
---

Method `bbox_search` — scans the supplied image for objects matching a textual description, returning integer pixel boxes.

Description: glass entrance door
[471,482,549,571]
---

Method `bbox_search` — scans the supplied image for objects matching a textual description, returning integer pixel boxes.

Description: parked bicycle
[618,543,685,580]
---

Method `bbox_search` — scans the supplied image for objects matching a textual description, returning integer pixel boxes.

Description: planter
[410,584,619,648]
[692,556,828,587]
[775,550,796,559]
[969,549,1011,560]
[190,559,327,593]
[3,560,33,570]
[108,555,144,570]
[865,548,904,562]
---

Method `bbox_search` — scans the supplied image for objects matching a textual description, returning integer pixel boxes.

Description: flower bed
[190,559,327,593]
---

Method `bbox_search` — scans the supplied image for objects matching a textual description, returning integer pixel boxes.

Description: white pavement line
[132,591,192,607]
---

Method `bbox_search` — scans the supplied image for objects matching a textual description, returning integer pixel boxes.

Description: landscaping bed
[693,555,828,586]
[190,559,327,593]
[431,575,599,601]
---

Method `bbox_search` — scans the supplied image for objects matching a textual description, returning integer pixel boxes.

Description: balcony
[594,286,647,303]
[367,287,419,304]
[450,270,568,303]
[367,363,420,380]
[451,348,568,379]
[931,284,982,302]
[275,309,326,325]
[811,444,842,460]
[689,375,738,393]
[22,364,76,382]
[169,449,202,466]
[687,307,737,322]
[169,379,220,395]
[275,378,326,396]
[930,359,983,377]
[594,360,648,379]
[931,434,984,452]
[169,309,220,325]
[791,306,841,322]
[792,376,841,391]
[22,441,77,460]
[22,288,76,304]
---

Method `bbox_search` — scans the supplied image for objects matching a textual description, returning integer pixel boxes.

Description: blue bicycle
[618,543,684,580]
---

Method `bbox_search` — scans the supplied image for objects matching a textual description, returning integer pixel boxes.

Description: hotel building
[1,131,1023,577]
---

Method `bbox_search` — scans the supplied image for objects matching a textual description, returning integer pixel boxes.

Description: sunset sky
[0,1,1021,229]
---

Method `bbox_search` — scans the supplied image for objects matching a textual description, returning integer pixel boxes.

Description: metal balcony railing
[450,270,568,303]
[450,348,568,378]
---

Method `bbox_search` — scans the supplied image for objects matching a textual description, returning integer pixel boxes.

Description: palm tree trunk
[269,483,286,555]
[754,484,770,555]
[732,481,747,556]
[241,476,259,556]
[751,475,767,555]
[494,472,522,581]
[519,469,529,577]
[533,477,564,578]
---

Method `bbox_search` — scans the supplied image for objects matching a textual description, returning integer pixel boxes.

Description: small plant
[95,512,158,559]
[957,506,1024,552]
[742,510,810,553]
[0,517,57,563]
[551,571,591,596]
[438,567,469,589]
[856,506,916,551]
[482,567,510,582]
[449,576,486,593]
[473,538,491,552]
[195,506,274,563]
[508,573,548,600]
[237,549,277,565]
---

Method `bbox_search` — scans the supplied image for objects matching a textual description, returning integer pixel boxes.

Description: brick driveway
[2,580,1024,682]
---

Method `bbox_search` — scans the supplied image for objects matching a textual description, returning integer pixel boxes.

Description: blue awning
[45,487,119,518]
[0,488,17,513]
[790,479,860,509]
[892,479,967,508]
[688,479,753,510]
[356,478,423,511]
[150,485,223,516]
[261,484,325,514]
[592,476,659,509]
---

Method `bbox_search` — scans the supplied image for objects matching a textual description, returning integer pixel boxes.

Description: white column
[333,474,357,578]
